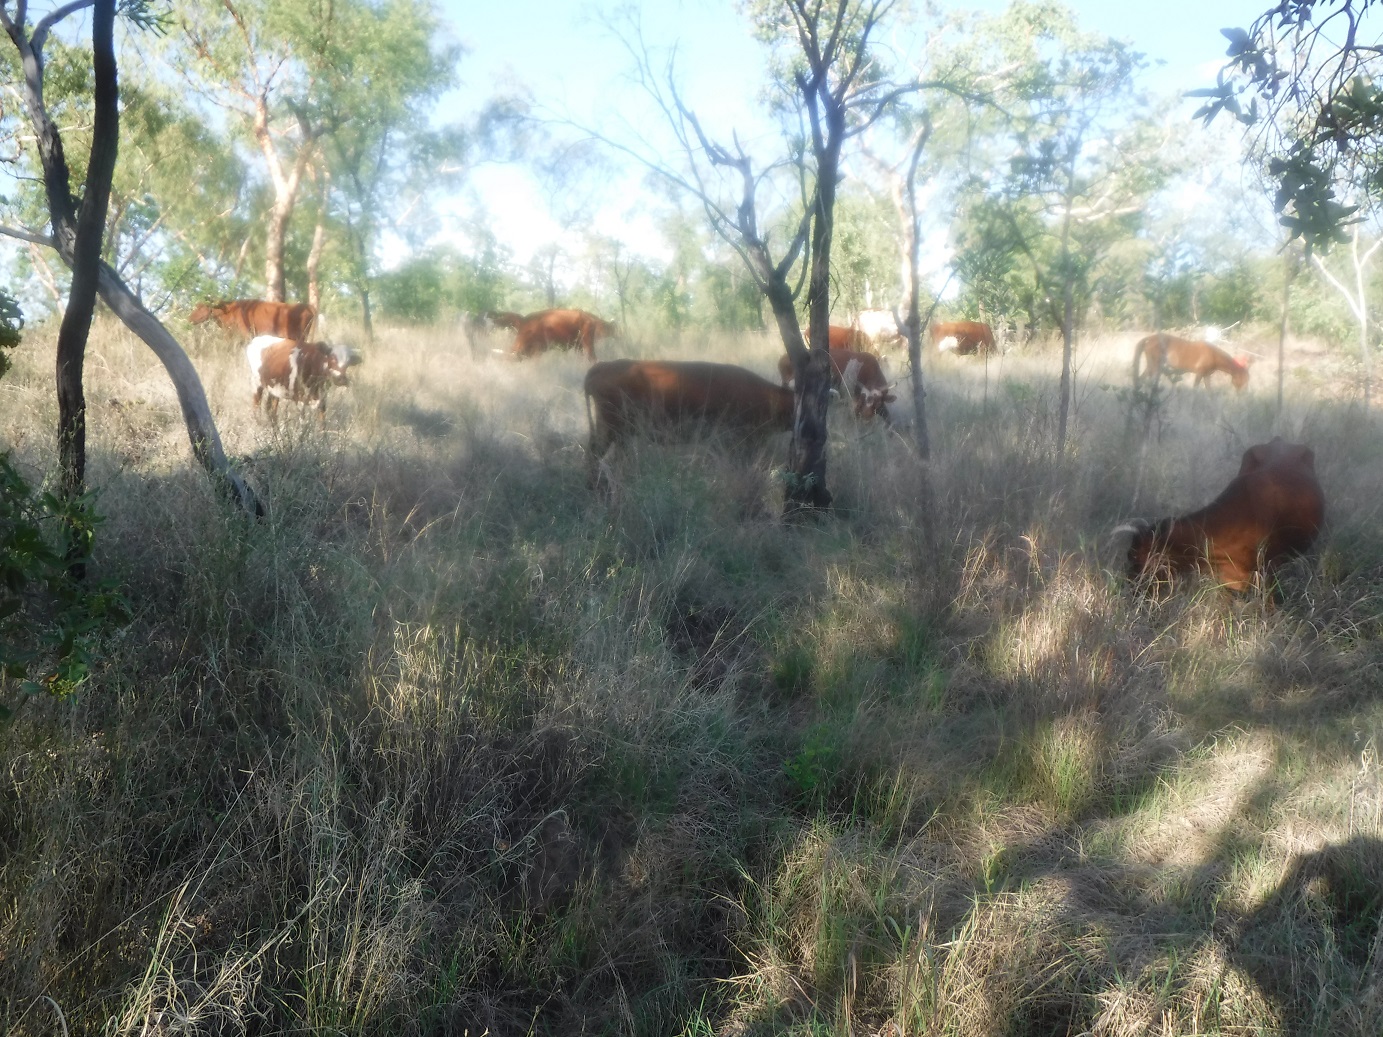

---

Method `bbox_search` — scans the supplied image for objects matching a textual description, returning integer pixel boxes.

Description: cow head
[1112,517,1174,583]
[326,351,350,386]
[854,385,896,422]
[189,303,215,325]
[330,342,362,371]
[1230,354,1251,390]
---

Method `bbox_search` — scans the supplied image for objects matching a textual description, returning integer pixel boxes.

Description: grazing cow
[584,360,794,480]
[777,348,896,422]
[462,310,526,357]
[1113,437,1324,592]
[931,320,996,356]
[192,299,317,340]
[1133,333,1249,390]
[246,335,350,421]
[512,308,617,362]
[484,310,527,330]
[853,309,904,348]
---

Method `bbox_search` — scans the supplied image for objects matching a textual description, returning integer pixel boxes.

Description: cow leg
[587,417,618,488]
[252,386,264,414]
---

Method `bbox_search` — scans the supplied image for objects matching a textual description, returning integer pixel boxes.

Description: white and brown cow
[246,335,352,421]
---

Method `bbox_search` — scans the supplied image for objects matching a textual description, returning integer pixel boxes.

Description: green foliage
[375,242,523,322]
[783,724,843,808]
[0,295,126,716]
[1194,2,1383,249]
[949,3,1168,335]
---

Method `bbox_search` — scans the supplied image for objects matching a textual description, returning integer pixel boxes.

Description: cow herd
[192,298,358,421]
[190,296,1323,594]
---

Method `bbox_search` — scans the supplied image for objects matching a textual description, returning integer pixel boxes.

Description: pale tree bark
[306,163,330,313]
[1055,150,1078,454]
[1277,244,1300,421]
[254,95,319,301]
[865,118,939,461]
[27,240,63,305]
[184,0,327,302]
[1310,224,1382,411]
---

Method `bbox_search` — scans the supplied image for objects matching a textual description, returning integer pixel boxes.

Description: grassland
[1,316,1380,1036]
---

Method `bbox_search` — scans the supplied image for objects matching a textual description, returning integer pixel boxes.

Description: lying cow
[512,308,617,362]
[193,299,318,341]
[777,348,895,422]
[1133,333,1249,390]
[584,359,794,481]
[1113,437,1324,592]
[931,320,995,356]
[246,335,352,422]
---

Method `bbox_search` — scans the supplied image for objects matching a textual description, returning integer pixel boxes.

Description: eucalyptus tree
[0,0,258,515]
[175,0,460,314]
[109,78,251,303]
[319,0,460,337]
[178,0,336,302]
[959,4,1168,451]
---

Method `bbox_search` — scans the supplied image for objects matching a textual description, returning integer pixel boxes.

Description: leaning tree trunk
[94,264,259,514]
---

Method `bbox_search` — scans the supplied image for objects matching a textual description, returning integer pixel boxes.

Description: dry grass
[1,314,1381,1035]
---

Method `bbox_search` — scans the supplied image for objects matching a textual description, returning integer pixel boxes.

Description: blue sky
[428,0,1272,269]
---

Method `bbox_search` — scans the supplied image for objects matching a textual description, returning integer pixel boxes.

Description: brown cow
[512,308,617,362]
[1133,333,1249,390]
[777,349,895,422]
[484,310,527,330]
[931,320,995,356]
[1113,437,1324,592]
[246,335,350,421]
[826,324,870,351]
[584,360,794,480]
[192,299,317,340]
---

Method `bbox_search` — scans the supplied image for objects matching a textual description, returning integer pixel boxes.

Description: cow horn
[1111,520,1150,539]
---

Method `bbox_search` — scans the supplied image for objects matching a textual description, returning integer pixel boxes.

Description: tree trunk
[252,96,313,303]
[306,166,329,313]
[264,196,292,303]
[1354,230,1372,412]
[1056,194,1076,454]
[1277,248,1294,421]
[898,122,934,461]
[95,264,260,515]
[787,99,843,517]
[54,0,118,524]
